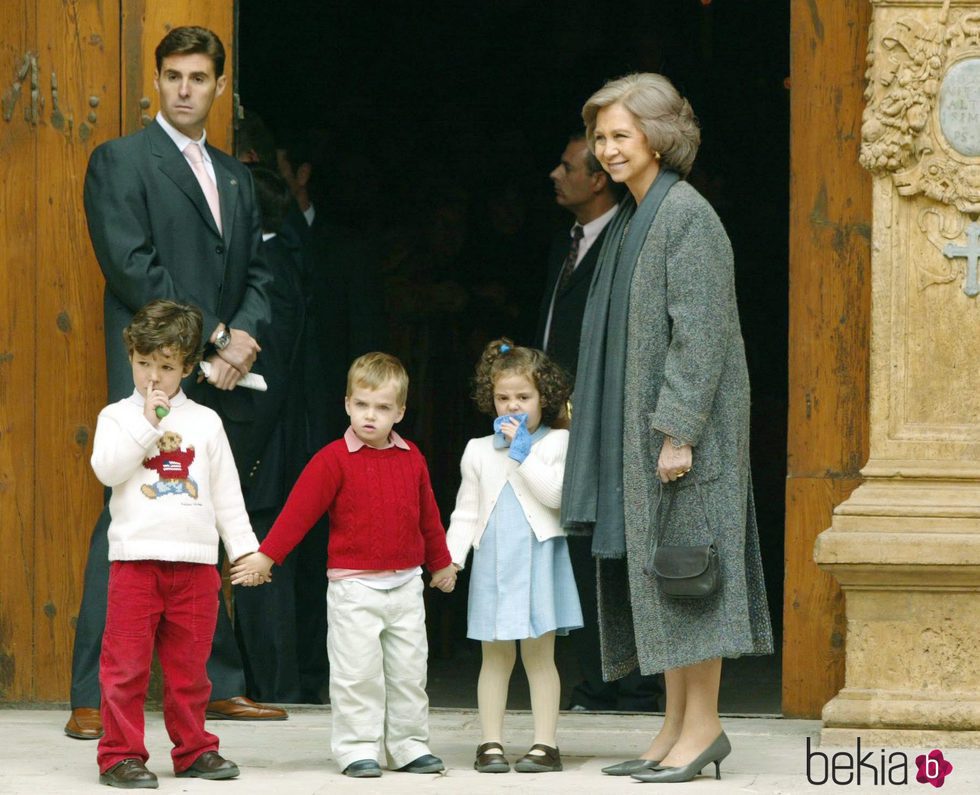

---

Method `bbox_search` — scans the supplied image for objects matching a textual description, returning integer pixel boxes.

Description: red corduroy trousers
[97,560,221,774]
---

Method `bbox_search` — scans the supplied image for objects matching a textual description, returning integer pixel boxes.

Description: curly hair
[472,338,571,427]
[123,299,203,368]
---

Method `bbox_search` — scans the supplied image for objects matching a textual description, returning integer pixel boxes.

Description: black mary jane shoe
[474,741,510,773]
[514,743,563,773]
[601,758,661,776]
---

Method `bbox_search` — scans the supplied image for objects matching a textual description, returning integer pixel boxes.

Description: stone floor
[3,707,980,794]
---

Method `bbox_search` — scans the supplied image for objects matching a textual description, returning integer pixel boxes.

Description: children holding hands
[231,352,455,778]
[446,339,583,774]
[95,313,574,787]
[90,300,266,789]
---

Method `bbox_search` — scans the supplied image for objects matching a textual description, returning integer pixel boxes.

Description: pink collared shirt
[343,426,411,452]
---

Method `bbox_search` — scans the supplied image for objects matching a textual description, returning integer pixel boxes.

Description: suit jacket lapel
[149,123,222,238]
[211,152,239,245]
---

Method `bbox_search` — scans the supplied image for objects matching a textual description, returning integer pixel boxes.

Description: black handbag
[643,480,720,599]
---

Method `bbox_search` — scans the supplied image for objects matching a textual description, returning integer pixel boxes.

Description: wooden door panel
[782,477,860,716]
[0,0,38,702]
[0,0,234,703]
[33,0,121,701]
[784,0,872,717]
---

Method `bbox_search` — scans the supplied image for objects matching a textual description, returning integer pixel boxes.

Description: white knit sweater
[91,390,259,564]
[446,427,568,568]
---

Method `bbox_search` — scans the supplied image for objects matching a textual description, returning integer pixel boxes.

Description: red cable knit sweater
[259,438,452,572]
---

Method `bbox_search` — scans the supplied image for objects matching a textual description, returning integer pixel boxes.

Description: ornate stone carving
[819,0,980,751]
[861,2,980,213]
[916,204,980,299]
[917,206,964,289]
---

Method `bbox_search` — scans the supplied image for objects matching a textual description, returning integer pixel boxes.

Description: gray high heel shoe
[631,732,731,783]
[601,758,661,776]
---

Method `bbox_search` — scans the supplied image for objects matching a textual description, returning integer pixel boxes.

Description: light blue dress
[466,426,584,641]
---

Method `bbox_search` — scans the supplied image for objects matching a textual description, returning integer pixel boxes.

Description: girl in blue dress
[447,338,583,774]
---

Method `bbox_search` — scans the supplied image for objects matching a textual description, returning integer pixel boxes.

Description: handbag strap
[644,478,714,573]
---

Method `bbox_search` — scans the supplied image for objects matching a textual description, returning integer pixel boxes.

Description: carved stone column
[815,0,980,748]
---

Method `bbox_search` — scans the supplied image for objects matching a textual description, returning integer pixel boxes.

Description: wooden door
[1,1,875,712]
[0,0,233,703]
[783,0,872,717]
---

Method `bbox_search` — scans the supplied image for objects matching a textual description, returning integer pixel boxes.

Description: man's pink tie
[185,142,222,234]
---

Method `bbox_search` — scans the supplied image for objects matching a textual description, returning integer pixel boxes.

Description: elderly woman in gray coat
[562,73,773,784]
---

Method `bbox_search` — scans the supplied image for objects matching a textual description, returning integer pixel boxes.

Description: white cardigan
[446,428,568,568]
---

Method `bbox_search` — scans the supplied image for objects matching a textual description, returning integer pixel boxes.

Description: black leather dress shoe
[175,751,240,780]
[343,759,382,777]
[99,759,159,789]
[398,754,445,773]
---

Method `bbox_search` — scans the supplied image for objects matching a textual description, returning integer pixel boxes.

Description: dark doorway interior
[239,0,788,714]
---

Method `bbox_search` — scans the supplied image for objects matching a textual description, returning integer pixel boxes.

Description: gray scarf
[561,169,680,558]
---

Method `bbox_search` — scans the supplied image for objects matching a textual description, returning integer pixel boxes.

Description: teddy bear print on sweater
[141,430,198,500]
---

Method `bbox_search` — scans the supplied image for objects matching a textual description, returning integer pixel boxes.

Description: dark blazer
[83,120,271,410]
[535,224,608,380]
[241,233,306,512]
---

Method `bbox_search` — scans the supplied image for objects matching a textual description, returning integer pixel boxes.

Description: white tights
[478,632,560,749]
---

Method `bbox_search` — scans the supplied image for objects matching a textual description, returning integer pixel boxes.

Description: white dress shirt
[155,111,217,185]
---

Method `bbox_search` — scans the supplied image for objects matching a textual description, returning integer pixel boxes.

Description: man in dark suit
[276,130,385,703]
[537,133,620,379]
[232,166,306,703]
[66,26,286,742]
[537,133,662,712]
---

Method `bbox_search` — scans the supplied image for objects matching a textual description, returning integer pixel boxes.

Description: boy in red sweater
[231,352,456,777]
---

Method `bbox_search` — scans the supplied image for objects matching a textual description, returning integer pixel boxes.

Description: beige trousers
[327,577,432,771]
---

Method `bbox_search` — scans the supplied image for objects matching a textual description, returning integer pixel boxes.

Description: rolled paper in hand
[155,406,169,419]
[199,361,268,391]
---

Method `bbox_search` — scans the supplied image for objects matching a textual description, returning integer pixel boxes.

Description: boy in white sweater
[91,299,264,789]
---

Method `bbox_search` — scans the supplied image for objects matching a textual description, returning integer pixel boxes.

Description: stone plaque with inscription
[939,58,980,157]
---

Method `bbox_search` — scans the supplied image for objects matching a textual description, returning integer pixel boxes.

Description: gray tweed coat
[596,181,773,679]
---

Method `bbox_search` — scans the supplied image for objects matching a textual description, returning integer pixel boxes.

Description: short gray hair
[582,73,700,178]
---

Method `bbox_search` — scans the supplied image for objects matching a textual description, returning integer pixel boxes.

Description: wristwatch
[213,326,231,351]
[669,436,687,449]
